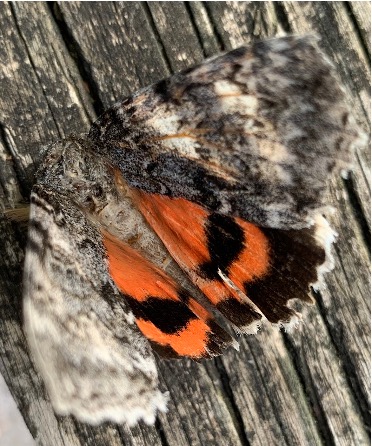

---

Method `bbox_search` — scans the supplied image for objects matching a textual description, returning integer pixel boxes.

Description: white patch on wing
[214,80,241,95]
[147,106,202,159]
[160,136,200,158]
[219,94,258,117]
[257,139,295,163]
[312,215,336,291]
[149,109,181,135]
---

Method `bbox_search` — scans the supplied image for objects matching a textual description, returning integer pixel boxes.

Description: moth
[22,35,362,426]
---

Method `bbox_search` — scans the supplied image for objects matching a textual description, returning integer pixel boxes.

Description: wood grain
[0,2,369,445]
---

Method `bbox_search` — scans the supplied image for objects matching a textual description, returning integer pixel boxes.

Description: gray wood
[0,2,369,445]
[348,1,371,55]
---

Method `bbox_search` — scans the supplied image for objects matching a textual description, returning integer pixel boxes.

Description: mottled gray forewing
[23,185,167,425]
[89,35,363,229]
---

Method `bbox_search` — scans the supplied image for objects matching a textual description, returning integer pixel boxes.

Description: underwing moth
[22,35,364,426]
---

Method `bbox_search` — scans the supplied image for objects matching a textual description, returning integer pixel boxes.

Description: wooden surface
[0,2,370,445]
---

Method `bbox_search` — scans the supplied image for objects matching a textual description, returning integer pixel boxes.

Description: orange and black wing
[130,191,331,332]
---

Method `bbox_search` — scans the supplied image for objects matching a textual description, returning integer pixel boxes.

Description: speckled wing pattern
[23,35,363,426]
[89,35,361,229]
[23,184,167,426]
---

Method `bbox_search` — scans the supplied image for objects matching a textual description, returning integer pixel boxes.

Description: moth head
[34,136,116,213]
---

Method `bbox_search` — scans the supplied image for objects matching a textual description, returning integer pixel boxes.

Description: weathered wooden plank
[56,1,170,110]
[156,360,243,446]
[185,2,221,57]
[219,330,324,446]
[0,2,369,446]
[147,2,205,70]
[204,1,280,47]
[319,177,370,421]
[284,303,370,446]
[348,1,371,55]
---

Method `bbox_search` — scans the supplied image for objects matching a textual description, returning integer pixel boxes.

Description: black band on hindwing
[199,213,245,280]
